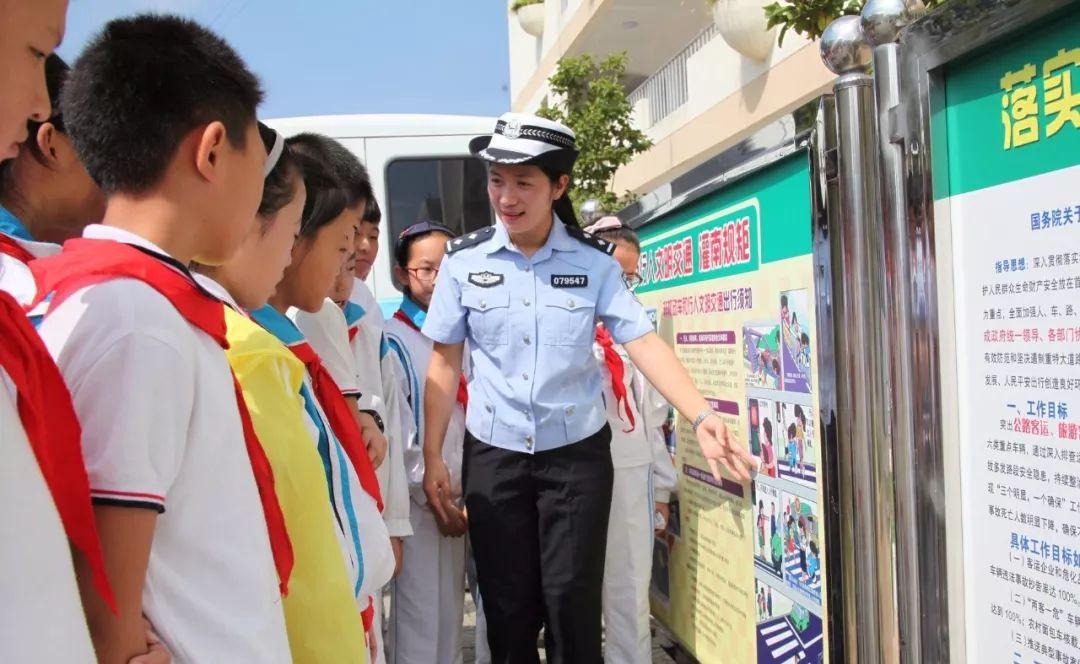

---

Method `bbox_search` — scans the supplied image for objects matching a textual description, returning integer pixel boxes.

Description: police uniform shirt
[422,217,652,454]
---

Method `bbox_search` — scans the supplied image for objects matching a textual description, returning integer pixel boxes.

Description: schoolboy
[32,15,290,662]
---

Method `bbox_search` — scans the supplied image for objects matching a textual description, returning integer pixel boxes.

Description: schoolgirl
[193,125,369,661]
[384,221,469,664]
[248,139,394,656]
[0,54,102,304]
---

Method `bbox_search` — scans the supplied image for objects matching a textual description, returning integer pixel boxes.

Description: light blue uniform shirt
[422,218,652,454]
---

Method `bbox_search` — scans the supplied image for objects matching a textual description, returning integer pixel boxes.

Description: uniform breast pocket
[462,288,510,346]
[540,291,596,346]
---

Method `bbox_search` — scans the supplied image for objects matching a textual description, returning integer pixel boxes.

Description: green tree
[537,52,652,213]
[761,0,944,46]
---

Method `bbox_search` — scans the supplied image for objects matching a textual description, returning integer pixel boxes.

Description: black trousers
[462,425,614,664]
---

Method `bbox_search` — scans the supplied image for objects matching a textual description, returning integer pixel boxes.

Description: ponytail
[540,165,579,228]
[553,193,579,228]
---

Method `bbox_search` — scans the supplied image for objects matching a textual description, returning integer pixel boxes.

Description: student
[249,141,394,658]
[584,215,677,664]
[421,112,755,661]
[31,15,292,662]
[0,4,111,660]
[384,221,468,664]
[286,135,411,664]
[0,54,104,304]
[192,125,369,661]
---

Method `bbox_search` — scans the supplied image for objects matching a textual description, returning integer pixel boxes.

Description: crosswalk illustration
[755,614,824,664]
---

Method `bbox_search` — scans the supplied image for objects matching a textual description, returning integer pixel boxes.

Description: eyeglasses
[407,266,440,282]
[623,273,644,291]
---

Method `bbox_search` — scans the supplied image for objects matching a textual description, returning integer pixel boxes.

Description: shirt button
[567,299,575,308]
[522,372,530,381]
[480,300,487,309]
[485,404,493,413]
[567,406,575,416]
[523,335,531,345]
[523,298,531,307]
[523,265,531,273]
[525,435,534,450]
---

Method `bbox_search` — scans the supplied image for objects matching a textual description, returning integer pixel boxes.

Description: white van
[267,114,496,316]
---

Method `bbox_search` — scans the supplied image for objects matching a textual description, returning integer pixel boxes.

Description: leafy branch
[537,53,652,213]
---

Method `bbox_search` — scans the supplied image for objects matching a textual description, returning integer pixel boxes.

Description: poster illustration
[780,289,812,393]
[638,154,830,663]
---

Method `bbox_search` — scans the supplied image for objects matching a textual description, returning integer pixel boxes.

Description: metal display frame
[622,96,847,664]
[895,1,1079,662]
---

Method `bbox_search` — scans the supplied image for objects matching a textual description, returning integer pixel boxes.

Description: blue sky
[58,0,511,120]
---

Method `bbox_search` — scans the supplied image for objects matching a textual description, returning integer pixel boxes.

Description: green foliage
[511,0,543,12]
[761,0,944,46]
[536,53,652,213]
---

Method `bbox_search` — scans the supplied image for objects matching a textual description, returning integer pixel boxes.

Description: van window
[386,157,493,241]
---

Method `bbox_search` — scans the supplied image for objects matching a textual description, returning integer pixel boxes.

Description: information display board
[640,154,831,663]
[936,9,1080,662]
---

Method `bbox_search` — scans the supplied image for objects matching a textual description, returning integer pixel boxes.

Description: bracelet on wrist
[691,408,716,432]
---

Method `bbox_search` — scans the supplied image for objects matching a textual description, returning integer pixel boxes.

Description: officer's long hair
[539,165,579,228]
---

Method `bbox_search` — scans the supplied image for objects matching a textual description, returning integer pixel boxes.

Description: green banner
[937,6,1080,199]
[637,155,813,293]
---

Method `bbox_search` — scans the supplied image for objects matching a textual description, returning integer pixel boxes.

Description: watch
[691,409,716,432]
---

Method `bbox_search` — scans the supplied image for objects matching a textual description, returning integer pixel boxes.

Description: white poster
[951,163,1080,662]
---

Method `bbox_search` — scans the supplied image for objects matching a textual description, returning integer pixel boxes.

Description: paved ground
[460,593,687,663]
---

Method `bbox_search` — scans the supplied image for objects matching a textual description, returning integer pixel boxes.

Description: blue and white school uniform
[384,295,467,664]
[0,206,60,304]
[251,305,395,611]
[595,337,677,664]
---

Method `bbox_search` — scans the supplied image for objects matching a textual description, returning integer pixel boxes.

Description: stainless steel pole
[820,16,900,664]
[862,1,950,662]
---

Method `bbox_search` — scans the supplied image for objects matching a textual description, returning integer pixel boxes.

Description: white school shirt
[384,299,467,498]
[0,372,96,662]
[36,225,290,663]
[594,337,678,503]
[0,234,59,305]
[343,281,414,537]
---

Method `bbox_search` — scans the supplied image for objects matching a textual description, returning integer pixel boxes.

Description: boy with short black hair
[33,14,291,662]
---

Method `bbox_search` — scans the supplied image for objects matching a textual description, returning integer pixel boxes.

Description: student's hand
[357,412,387,469]
[127,617,171,664]
[654,502,670,537]
[696,414,756,483]
[423,458,468,537]
[391,537,404,578]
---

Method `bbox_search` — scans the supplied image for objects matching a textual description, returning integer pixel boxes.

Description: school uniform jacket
[384,297,467,499]
[593,338,677,502]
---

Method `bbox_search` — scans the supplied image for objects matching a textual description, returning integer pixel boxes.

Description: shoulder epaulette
[566,225,615,255]
[446,226,496,255]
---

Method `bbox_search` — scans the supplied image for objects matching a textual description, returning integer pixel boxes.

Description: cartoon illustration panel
[755,580,825,664]
[780,289,812,394]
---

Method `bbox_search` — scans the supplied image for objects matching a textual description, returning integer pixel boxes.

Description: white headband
[264,129,285,177]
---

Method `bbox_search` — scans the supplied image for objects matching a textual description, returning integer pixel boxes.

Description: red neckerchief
[0,290,116,612]
[30,238,294,596]
[287,341,384,513]
[595,324,635,433]
[393,308,468,411]
[0,232,35,264]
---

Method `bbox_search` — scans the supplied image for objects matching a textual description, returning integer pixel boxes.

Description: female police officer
[420,113,755,663]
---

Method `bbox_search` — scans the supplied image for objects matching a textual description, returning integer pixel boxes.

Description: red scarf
[30,239,294,596]
[286,341,384,512]
[393,308,468,411]
[0,290,116,612]
[0,232,35,264]
[595,325,635,433]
